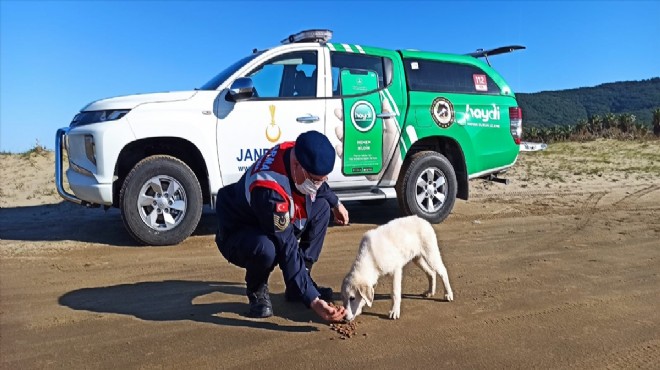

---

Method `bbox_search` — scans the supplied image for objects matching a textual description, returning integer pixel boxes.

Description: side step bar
[334,187,397,202]
[484,174,510,185]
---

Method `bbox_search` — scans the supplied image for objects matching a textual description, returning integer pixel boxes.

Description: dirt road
[1,141,659,369]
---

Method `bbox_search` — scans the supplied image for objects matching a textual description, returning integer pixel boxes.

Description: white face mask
[294,165,321,201]
[295,178,318,201]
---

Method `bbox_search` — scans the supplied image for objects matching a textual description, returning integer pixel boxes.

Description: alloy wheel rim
[414,167,447,213]
[137,175,187,231]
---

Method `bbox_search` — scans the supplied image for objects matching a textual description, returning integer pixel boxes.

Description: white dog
[341,215,454,321]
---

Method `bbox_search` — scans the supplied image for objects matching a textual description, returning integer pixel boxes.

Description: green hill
[516,77,660,127]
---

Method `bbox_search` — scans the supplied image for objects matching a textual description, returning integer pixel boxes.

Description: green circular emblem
[350,101,376,132]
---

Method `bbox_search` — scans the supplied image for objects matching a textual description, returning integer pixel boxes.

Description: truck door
[215,47,326,185]
[338,68,384,176]
[322,45,407,188]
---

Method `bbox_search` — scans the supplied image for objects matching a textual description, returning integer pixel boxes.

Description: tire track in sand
[565,339,660,370]
[444,291,648,333]
[611,184,660,207]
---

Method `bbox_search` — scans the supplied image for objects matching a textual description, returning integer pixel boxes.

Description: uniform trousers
[216,199,331,292]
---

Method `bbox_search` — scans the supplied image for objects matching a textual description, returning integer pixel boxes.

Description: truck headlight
[70,109,131,128]
[100,110,130,121]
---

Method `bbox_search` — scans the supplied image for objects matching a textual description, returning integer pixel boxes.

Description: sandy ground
[1,139,659,369]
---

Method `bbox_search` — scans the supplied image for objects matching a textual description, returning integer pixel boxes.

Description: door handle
[376,112,395,119]
[296,114,320,123]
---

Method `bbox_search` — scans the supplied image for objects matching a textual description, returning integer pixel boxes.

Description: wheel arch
[403,135,468,201]
[113,137,210,207]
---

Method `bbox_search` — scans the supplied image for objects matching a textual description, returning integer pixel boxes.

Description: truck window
[330,52,391,96]
[245,51,318,98]
[198,51,265,90]
[403,58,501,95]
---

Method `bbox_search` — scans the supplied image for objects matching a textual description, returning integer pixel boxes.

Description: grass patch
[515,139,660,184]
[621,165,660,175]
[19,140,51,159]
[543,172,565,182]
[585,167,604,176]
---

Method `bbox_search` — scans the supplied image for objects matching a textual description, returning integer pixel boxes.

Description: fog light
[84,134,96,165]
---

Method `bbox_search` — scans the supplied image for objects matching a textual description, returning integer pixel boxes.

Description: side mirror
[228,77,255,101]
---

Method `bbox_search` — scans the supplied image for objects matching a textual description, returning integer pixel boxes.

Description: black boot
[246,284,273,318]
[285,262,334,302]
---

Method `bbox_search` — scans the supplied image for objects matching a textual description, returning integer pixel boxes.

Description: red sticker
[275,202,288,213]
[473,74,488,91]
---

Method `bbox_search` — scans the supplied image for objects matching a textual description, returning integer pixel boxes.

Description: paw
[388,308,400,320]
[445,292,454,302]
[422,290,435,298]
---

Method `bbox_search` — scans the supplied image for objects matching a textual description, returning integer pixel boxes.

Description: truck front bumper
[55,128,112,207]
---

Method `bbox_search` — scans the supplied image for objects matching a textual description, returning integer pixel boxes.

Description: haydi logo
[351,101,376,132]
[354,109,373,122]
[462,104,500,123]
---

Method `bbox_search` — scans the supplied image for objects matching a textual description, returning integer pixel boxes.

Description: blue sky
[1,0,658,153]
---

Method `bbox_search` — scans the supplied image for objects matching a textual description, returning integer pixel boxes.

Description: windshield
[198,51,265,90]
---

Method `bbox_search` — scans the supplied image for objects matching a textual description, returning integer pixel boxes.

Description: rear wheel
[119,155,203,246]
[396,151,457,223]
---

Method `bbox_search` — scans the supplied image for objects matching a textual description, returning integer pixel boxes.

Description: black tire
[395,151,457,224]
[119,155,203,246]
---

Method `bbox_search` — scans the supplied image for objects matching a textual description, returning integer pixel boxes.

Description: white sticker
[473,74,488,91]
[411,62,419,70]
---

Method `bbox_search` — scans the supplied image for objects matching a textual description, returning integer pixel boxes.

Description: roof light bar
[281,29,333,44]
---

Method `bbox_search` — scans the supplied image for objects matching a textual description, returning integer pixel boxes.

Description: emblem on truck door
[266,104,282,142]
[350,101,376,132]
[431,97,454,129]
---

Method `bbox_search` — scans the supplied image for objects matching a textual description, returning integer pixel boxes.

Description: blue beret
[295,130,335,176]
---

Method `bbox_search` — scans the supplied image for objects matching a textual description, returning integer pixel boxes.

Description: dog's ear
[358,283,375,307]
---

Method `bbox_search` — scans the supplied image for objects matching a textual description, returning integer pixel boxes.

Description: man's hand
[310,297,346,322]
[332,202,349,226]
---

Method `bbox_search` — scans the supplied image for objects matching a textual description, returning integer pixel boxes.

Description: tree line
[522,108,660,143]
[517,77,659,128]
[515,77,660,142]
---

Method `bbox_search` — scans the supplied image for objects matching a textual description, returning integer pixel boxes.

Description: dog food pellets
[329,321,359,339]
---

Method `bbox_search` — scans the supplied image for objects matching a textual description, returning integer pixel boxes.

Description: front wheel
[396,151,457,224]
[119,155,203,246]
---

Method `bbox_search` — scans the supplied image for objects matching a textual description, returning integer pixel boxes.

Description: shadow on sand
[58,280,322,333]
[1,200,402,246]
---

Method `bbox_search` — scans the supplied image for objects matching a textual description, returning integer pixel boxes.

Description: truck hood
[81,91,198,111]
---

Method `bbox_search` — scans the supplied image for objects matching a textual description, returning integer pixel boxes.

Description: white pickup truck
[56,29,523,246]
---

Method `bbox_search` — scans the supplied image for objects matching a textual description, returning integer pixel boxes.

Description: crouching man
[215,130,348,322]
